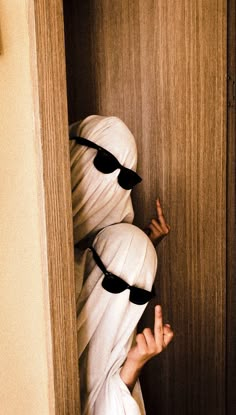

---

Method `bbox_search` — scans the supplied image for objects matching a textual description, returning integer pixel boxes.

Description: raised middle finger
[154,305,164,346]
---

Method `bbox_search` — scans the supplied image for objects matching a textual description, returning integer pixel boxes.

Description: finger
[151,219,164,232]
[148,226,162,242]
[149,222,163,236]
[136,333,148,354]
[163,324,173,334]
[148,230,164,245]
[156,199,165,222]
[151,219,170,236]
[149,227,167,246]
[156,202,170,232]
[154,305,164,346]
[156,199,169,230]
[163,326,174,347]
[142,328,157,352]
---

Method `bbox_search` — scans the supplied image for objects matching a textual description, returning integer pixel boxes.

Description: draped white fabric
[76,223,158,415]
[70,115,138,244]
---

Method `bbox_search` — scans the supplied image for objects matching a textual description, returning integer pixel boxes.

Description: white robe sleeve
[92,371,146,415]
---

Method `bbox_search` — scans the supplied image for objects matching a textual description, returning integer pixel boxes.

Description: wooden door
[63,1,232,414]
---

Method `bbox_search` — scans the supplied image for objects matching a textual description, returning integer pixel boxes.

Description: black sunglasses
[90,247,155,305]
[70,136,142,190]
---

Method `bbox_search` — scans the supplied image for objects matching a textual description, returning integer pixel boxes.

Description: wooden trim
[227,0,236,413]
[30,1,80,413]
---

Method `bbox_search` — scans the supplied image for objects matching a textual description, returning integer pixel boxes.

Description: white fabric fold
[70,115,138,244]
[76,223,158,415]
[94,371,145,415]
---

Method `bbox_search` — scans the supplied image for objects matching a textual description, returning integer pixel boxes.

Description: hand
[120,305,174,391]
[126,305,173,366]
[146,199,170,246]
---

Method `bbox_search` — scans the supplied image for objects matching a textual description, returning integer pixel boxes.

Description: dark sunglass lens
[129,286,153,305]
[118,169,142,190]
[94,150,119,174]
[102,274,128,294]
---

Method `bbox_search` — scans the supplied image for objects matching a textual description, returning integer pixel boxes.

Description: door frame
[30,1,80,413]
[227,0,236,413]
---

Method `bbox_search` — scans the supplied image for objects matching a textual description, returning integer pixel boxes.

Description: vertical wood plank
[227,0,236,413]
[63,1,227,414]
[32,1,80,413]
[136,2,227,414]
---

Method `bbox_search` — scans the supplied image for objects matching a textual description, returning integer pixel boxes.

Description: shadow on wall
[63,1,98,122]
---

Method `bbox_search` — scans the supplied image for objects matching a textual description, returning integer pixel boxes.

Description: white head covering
[70,115,138,244]
[76,223,158,415]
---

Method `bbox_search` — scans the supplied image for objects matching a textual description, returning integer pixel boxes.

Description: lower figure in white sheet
[76,223,174,415]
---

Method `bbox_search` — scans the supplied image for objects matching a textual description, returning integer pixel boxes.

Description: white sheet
[76,223,158,415]
[70,115,138,244]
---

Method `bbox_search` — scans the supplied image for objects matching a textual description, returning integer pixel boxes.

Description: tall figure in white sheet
[70,115,170,248]
[70,115,141,245]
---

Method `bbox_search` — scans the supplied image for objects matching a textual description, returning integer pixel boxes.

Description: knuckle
[136,333,143,341]
[149,346,158,355]
[143,328,152,335]
[140,348,147,357]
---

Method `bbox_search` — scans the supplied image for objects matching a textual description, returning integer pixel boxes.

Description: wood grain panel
[63,1,227,414]
[227,0,236,413]
[32,1,80,413]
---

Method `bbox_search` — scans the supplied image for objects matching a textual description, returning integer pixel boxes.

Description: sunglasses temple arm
[90,247,108,275]
[69,136,100,151]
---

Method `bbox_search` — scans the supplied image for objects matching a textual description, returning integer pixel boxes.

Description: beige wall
[0,2,54,414]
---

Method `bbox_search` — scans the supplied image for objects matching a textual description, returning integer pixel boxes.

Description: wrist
[119,357,144,392]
